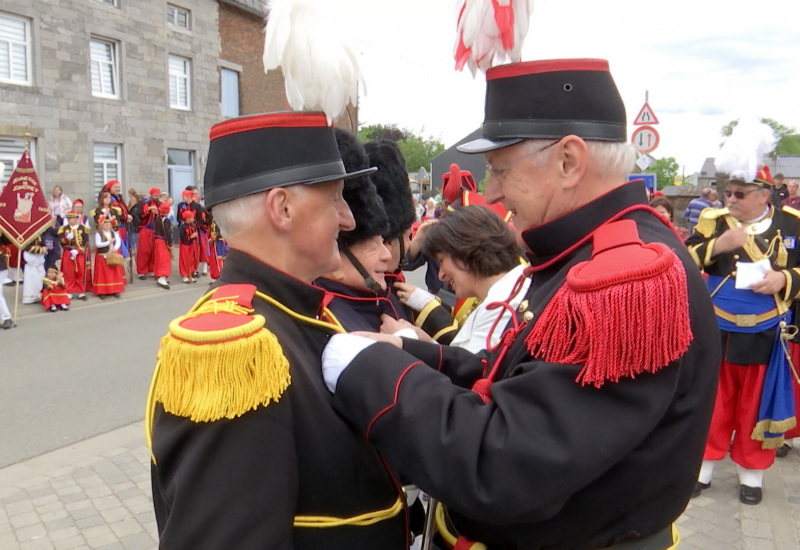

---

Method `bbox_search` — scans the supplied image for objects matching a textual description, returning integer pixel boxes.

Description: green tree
[649,156,680,190]
[357,124,445,173]
[721,118,799,155]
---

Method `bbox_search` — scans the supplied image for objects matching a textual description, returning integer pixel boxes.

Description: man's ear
[265,187,294,232]
[557,135,588,190]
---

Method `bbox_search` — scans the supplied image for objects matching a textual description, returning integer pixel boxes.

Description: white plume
[454,0,533,76]
[715,118,777,182]
[263,0,363,125]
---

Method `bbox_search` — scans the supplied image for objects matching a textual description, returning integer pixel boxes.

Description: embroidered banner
[0,149,52,249]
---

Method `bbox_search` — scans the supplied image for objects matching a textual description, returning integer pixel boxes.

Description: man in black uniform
[146,112,409,549]
[321,59,721,549]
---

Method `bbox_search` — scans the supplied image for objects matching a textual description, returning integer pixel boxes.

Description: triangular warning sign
[633,103,659,125]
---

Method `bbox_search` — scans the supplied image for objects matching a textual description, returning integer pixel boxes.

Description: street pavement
[3,269,800,548]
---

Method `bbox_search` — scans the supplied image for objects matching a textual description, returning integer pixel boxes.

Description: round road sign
[631,125,660,153]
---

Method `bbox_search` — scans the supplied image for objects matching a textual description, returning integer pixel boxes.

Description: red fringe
[524,251,692,388]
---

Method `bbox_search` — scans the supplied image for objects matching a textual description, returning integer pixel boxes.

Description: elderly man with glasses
[322,58,720,550]
[686,166,800,505]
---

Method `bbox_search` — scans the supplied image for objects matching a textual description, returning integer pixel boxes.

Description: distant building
[775,155,800,180]
[0,1,358,205]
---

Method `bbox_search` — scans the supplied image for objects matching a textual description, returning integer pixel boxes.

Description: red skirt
[179,242,198,277]
[61,250,86,294]
[136,227,154,275]
[153,239,172,278]
[41,287,70,309]
[93,252,125,295]
[197,229,209,263]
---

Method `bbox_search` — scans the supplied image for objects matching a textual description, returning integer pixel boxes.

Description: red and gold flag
[0,149,52,248]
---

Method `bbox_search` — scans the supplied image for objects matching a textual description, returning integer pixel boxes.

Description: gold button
[731,271,737,276]
[518,300,529,312]
[733,254,739,260]
[523,311,534,322]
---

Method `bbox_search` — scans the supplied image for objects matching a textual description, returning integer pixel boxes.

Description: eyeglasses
[485,140,559,178]
[724,188,760,200]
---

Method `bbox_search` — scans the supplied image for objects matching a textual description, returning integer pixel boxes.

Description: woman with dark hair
[650,196,690,241]
[91,191,124,229]
[389,205,530,353]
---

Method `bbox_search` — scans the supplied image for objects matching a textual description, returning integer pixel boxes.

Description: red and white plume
[715,118,777,183]
[263,0,362,125]
[454,0,533,76]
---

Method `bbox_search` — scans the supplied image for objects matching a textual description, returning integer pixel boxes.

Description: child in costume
[178,209,198,284]
[41,267,70,312]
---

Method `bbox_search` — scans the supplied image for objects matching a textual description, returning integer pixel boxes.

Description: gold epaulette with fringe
[695,207,729,238]
[151,283,290,425]
[782,205,800,221]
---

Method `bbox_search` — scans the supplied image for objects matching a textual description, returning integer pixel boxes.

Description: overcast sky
[325,0,800,175]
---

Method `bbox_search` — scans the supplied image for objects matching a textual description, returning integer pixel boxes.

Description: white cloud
[332,0,800,174]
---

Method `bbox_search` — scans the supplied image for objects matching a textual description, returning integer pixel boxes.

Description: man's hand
[749,269,786,295]
[712,226,748,256]
[379,315,432,342]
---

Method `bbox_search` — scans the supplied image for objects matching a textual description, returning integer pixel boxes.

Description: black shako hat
[203,112,376,208]
[365,140,417,242]
[333,128,388,250]
[459,59,627,153]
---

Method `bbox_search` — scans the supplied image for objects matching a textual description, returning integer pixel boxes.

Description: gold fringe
[775,230,788,268]
[153,301,291,424]
[751,416,797,449]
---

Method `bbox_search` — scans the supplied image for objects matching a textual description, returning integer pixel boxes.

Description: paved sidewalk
[2,423,800,549]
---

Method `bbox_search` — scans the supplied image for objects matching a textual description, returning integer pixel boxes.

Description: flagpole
[12,246,21,326]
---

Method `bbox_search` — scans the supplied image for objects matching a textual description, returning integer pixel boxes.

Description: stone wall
[0,0,222,202]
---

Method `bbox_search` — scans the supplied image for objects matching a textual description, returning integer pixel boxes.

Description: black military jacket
[315,277,410,332]
[685,205,800,364]
[332,182,721,549]
[151,250,408,549]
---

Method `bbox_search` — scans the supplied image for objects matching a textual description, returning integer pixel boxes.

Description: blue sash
[706,275,781,333]
[752,319,797,448]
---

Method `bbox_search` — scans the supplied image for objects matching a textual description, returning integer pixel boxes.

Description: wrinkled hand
[749,269,786,295]
[712,226,748,256]
[379,315,431,342]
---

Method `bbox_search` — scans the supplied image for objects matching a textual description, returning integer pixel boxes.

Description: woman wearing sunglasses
[686,164,800,506]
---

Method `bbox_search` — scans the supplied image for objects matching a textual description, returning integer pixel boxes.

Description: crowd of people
[143,58,729,550]
[0,180,227,327]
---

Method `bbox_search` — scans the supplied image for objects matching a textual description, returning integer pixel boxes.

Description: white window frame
[0,137,36,187]
[94,0,119,7]
[0,12,32,85]
[167,4,191,30]
[90,38,119,99]
[168,54,191,111]
[220,67,240,118]
[93,143,121,197]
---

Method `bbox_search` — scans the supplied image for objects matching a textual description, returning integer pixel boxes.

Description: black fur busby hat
[203,112,376,209]
[459,59,627,153]
[364,140,416,241]
[333,129,388,250]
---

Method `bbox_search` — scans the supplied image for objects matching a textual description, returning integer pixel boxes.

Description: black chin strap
[342,248,382,292]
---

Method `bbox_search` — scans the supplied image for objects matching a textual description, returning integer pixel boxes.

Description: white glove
[393,327,419,340]
[66,232,74,239]
[405,287,437,312]
[69,249,79,259]
[321,334,376,392]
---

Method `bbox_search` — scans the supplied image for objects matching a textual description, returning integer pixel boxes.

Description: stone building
[0,0,288,205]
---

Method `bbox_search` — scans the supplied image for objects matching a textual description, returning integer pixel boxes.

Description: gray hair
[211,192,266,240]
[525,139,634,178]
